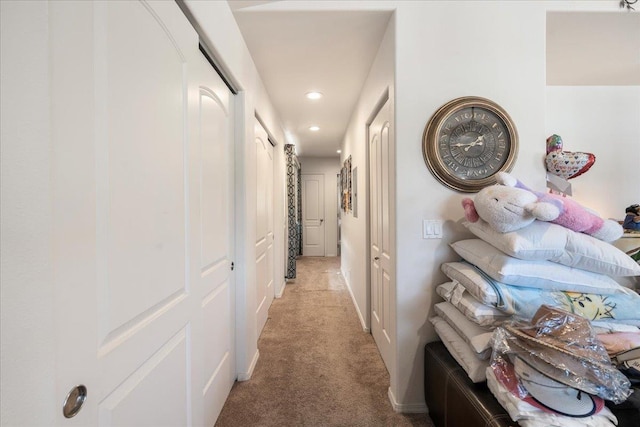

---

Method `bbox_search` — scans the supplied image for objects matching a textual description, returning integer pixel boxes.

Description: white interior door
[302,174,325,256]
[194,42,236,427]
[369,98,395,373]
[50,1,234,425]
[255,119,274,336]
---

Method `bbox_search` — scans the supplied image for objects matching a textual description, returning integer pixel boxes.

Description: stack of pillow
[430,218,640,385]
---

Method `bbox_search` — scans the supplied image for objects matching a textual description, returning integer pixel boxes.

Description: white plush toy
[461,172,622,242]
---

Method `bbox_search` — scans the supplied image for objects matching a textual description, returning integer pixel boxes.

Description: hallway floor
[215,256,434,427]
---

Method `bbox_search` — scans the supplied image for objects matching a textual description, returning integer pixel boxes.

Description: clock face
[438,106,510,179]
[423,97,518,193]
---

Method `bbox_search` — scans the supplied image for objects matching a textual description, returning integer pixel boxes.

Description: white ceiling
[229,2,639,157]
[231,2,391,157]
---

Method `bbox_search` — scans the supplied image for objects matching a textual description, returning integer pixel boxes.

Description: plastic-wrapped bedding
[436,281,511,327]
[486,365,618,427]
[491,305,632,404]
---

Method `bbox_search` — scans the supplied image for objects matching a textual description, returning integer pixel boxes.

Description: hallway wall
[392,1,546,409]
[339,2,395,379]
[298,156,341,257]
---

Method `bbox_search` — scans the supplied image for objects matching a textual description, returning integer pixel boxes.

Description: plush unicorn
[461,172,622,242]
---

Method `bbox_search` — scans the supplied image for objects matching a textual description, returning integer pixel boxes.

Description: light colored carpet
[215,256,434,427]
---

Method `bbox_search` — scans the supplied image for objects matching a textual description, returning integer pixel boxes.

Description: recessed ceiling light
[336,149,342,154]
[309,126,320,131]
[305,91,323,100]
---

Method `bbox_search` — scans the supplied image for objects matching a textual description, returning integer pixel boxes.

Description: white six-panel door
[369,98,395,374]
[50,1,234,425]
[255,119,275,336]
[302,174,326,256]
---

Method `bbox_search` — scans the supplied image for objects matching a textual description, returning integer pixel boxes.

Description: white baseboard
[342,267,370,332]
[275,280,286,298]
[237,349,260,381]
[388,387,428,413]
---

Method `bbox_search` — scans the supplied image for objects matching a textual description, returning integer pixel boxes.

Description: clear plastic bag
[490,305,632,404]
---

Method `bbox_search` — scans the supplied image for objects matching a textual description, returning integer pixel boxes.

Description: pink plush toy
[462,172,623,242]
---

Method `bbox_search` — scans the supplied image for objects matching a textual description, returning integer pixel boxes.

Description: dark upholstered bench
[425,341,639,427]
[424,341,514,427]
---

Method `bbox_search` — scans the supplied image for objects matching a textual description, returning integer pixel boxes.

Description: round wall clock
[422,96,518,193]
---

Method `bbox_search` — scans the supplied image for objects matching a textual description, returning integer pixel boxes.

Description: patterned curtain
[285,144,300,279]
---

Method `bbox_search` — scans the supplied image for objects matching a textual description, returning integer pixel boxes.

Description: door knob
[320,219,324,223]
[62,384,87,418]
[374,256,380,260]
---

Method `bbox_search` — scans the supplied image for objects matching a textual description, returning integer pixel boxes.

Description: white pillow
[450,239,632,295]
[429,316,490,383]
[434,302,493,359]
[464,219,640,277]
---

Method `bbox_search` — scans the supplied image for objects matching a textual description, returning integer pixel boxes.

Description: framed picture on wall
[340,165,347,212]
[352,166,358,218]
[340,156,352,213]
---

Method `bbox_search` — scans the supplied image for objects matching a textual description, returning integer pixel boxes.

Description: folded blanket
[496,286,640,327]
[442,261,640,326]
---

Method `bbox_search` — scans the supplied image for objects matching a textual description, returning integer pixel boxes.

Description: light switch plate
[423,220,443,239]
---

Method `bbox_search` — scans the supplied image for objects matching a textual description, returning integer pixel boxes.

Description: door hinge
[231,262,235,271]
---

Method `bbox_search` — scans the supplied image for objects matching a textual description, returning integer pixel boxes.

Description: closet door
[50,1,235,424]
[255,119,274,336]
[369,98,395,374]
[193,42,236,427]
